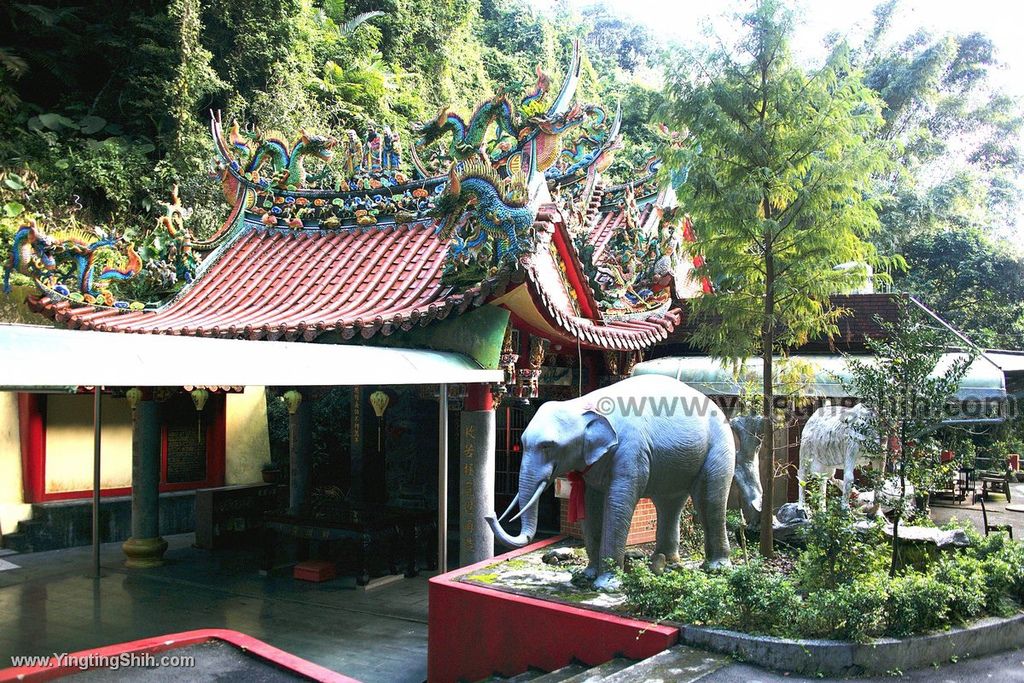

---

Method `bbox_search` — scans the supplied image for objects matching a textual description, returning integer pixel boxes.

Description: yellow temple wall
[225,386,271,485]
[45,394,133,493]
[0,392,31,537]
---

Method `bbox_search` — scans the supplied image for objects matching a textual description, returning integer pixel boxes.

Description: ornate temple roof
[20,43,691,354]
[29,212,679,351]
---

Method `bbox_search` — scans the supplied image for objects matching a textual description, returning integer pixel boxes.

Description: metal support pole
[92,386,102,579]
[438,383,448,574]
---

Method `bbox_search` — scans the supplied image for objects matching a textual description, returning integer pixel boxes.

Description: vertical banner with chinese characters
[350,387,363,500]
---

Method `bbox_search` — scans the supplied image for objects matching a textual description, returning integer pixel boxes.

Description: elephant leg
[812,459,832,509]
[594,481,642,590]
[842,453,856,506]
[692,466,732,569]
[582,485,605,579]
[652,495,685,564]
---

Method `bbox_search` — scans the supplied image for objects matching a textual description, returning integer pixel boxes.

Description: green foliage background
[0,0,658,273]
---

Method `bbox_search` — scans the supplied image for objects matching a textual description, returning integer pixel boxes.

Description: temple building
[1,44,696,567]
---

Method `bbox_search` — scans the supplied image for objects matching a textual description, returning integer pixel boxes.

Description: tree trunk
[760,216,775,558]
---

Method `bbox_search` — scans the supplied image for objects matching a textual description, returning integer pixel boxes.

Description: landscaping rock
[541,547,578,565]
[624,548,646,562]
[772,503,811,543]
[884,524,972,548]
[776,503,808,525]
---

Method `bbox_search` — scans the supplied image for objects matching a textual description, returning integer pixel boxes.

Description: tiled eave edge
[27,273,512,344]
[524,215,681,352]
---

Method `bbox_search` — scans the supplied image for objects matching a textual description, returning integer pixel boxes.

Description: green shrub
[619,562,692,619]
[673,571,738,630]
[800,579,887,642]
[884,574,952,636]
[933,554,987,623]
[795,492,886,591]
[727,560,801,635]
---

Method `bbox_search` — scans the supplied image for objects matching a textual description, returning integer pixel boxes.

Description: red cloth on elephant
[567,467,591,523]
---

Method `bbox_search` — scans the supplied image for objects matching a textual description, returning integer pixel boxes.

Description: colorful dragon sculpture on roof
[432,160,535,287]
[578,188,695,319]
[412,41,588,179]
[4,219,142,306]
[222,123,337,190]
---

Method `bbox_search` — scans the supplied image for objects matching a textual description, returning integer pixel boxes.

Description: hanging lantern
[126,387,143,412]
[370,390,390,451]
[190,388,209,412]
[191,388,210,441]
[283,389,303,415]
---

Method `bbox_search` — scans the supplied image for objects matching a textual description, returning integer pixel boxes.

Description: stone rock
[624,548,646,562]
[541,547,577,565]
[884,525,972,549]
[776,503,809,525]
[772,503,811,544]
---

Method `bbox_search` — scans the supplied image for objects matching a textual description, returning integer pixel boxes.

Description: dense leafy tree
[896,229,1024,348]
[851,0,1024,346]
[662,0,894,555]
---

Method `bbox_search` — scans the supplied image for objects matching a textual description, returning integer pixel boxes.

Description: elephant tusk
[496,496,519,523]
[508,480,549,523]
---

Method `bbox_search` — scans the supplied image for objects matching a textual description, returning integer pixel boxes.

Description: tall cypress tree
[662,0,894,555]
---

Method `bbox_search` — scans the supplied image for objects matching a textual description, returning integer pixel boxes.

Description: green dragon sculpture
[432,160,536,288]
[415,94,518,161]
[414,41,587,177]
[238,126,337,189]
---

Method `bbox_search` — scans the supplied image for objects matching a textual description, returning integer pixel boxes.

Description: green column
[122,399,167,568]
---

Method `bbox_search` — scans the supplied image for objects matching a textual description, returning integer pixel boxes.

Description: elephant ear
[582,410,618,466]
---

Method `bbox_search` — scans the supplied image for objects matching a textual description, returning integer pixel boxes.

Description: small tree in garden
[843,307,974,576]
[661,0,896,556]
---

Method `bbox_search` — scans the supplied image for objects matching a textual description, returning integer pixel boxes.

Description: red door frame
[17,392,226,503]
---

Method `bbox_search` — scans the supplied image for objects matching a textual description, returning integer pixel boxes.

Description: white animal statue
[798,403,876,506]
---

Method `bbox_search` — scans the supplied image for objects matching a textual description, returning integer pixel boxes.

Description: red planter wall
[428,536,677,683]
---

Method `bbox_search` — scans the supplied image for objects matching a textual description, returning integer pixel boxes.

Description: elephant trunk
[486,474,549,548]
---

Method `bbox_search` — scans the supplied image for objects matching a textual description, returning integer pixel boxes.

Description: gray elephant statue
[485,374,736,590]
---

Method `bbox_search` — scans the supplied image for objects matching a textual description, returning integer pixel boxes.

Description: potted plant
[262,461,285,483]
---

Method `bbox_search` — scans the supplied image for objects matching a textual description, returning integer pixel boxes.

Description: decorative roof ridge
[540,206,603,321]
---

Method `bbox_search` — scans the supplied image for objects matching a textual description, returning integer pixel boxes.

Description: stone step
[558,658,633,683]
[476,668,546,683]
[501,669,547,682]
[1,533,31,554]
[531,662,591,682]
[601,646,728,683]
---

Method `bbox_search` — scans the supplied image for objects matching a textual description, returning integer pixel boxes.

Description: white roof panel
[0,324,502,389]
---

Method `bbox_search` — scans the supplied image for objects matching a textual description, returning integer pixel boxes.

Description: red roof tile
[30,222,505,342]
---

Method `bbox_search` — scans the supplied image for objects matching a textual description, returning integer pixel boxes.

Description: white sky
[563,0,1024,97]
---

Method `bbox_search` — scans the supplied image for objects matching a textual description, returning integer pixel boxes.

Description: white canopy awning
[0,324,502,389]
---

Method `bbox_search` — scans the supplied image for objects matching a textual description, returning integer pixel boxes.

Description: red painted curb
[0,628,359,682]
[428,536,678,683]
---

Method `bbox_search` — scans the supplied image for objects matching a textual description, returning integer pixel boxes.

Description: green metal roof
[633,353,1006,401]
